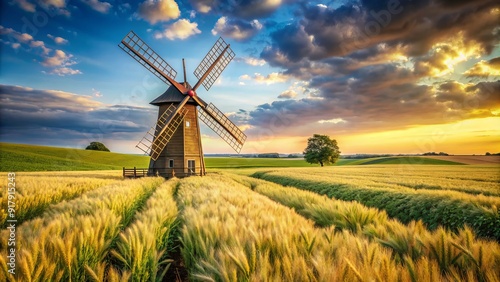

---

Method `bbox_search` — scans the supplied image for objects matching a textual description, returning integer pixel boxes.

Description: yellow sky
[210,117,499,155]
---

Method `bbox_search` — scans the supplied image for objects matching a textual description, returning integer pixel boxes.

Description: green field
[0,143,465,171]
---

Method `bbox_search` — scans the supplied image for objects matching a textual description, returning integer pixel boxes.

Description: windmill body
[148,84,205,177]
[119,31,245,178]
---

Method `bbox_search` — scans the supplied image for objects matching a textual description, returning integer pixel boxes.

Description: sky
[0,0,499,155]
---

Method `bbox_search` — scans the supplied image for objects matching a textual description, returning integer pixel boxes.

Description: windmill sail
[119,31,178,87]
[193,37,235,91]
[198,103,246,153]
[136,104,189,161]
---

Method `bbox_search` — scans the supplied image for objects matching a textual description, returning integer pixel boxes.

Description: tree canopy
[85,142,110,152]
[303,134,340,166]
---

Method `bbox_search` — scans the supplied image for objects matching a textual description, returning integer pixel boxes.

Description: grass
[0,142,466,172]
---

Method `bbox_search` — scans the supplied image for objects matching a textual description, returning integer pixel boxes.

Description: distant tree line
[257,153,280,158]
[485,152,500,156]
[422,152,449,156]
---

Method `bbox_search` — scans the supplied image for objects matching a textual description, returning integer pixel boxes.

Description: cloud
[235,57,266,66]
[254,72,289,84]
[239,74,251,80]
[1,25,52,54]
[211,17,263,41]
[92,88,103,97]
[13,0,36,12]
[261,1,499,64]
[464,57,500,78]
[278,90,297,99]
[154,19,201,40]
[47,34,68,44]
[138,0,180,24]
[37,0,71,16]
[318,118,346,124]
[81,0,112,13]
[0,84,156,147]
[41,50,82,76]
[189,0,287,19]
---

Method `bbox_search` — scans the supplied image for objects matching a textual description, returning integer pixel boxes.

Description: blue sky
[1,0,499,154]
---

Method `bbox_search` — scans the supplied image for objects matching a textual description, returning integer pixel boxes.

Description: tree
[85,142,110,152]
[303,134,341,166]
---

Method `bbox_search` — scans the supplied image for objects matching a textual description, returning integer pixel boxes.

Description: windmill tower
[119,31,246,178]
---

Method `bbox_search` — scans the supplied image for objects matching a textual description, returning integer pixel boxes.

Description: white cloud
[154,19,201,40]
[254,72,289,84]
[317,4,327,8]
[38,0,71,16]
[236,57,266,66]
[138,0,180,24]
[48,34,68,44]
[81,0,112,13]
[211,17,263,41]
[50,67,82,76]
[30,40,51,54]
[278,90,297,99]
[189,10,196,18]
[92,88,103,97]
[317,118,346,124]
[41,49,82,76]
[13,0,36,12]
[239,74,251,80]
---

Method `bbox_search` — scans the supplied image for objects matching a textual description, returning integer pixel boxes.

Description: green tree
[303,134,340,166]
[85,141,110,152]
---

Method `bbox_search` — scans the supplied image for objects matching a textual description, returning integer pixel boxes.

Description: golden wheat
[176,174,465,281]
[225,172,500,280]
[103,179,178,281]
[0,177,163,282]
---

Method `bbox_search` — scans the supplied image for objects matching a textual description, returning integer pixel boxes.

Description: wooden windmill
[119,31,246,178]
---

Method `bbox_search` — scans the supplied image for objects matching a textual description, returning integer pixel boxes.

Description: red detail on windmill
[187,90,195,97]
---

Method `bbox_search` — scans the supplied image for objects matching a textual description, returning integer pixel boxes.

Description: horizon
[2,141,498,157]
[1,0,499,155]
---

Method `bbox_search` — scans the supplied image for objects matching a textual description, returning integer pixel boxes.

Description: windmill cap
[150,82,195,105]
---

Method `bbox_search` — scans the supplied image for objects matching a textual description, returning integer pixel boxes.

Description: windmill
[119,31,246,178]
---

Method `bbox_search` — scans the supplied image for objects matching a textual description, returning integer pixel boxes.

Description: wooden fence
[123,167,204,178]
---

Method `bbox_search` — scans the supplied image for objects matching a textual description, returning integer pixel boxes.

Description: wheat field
[1,166,499,281]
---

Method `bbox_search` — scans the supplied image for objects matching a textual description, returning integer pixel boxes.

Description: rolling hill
[0,142,468,172]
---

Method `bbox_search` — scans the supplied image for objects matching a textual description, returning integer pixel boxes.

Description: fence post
[123,167,125,177]
[134,167,137,178]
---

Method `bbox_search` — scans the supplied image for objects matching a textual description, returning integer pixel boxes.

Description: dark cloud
[244,0,500,138]
[0,84,156,147]
[189,0,294,19]
[261,0,499,64]
[212,17,263,41]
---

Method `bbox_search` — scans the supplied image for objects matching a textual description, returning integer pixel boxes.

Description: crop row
[0,176,117,227]
[87,180,179,281]
[296,166,500,197]
[0,177,163,281]
[251,170,500,241]
[227,173,500,281]
[175,174,488,281]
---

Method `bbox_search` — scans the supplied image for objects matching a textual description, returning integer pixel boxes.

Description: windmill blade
[137,95,191,160]
[193,37,235,91]
[198,103,246,153]
[119,31,187,93]
[150,107,188,160]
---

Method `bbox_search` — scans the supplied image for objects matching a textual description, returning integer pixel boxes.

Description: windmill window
[186,121,190,128]
[168,159,174,168]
